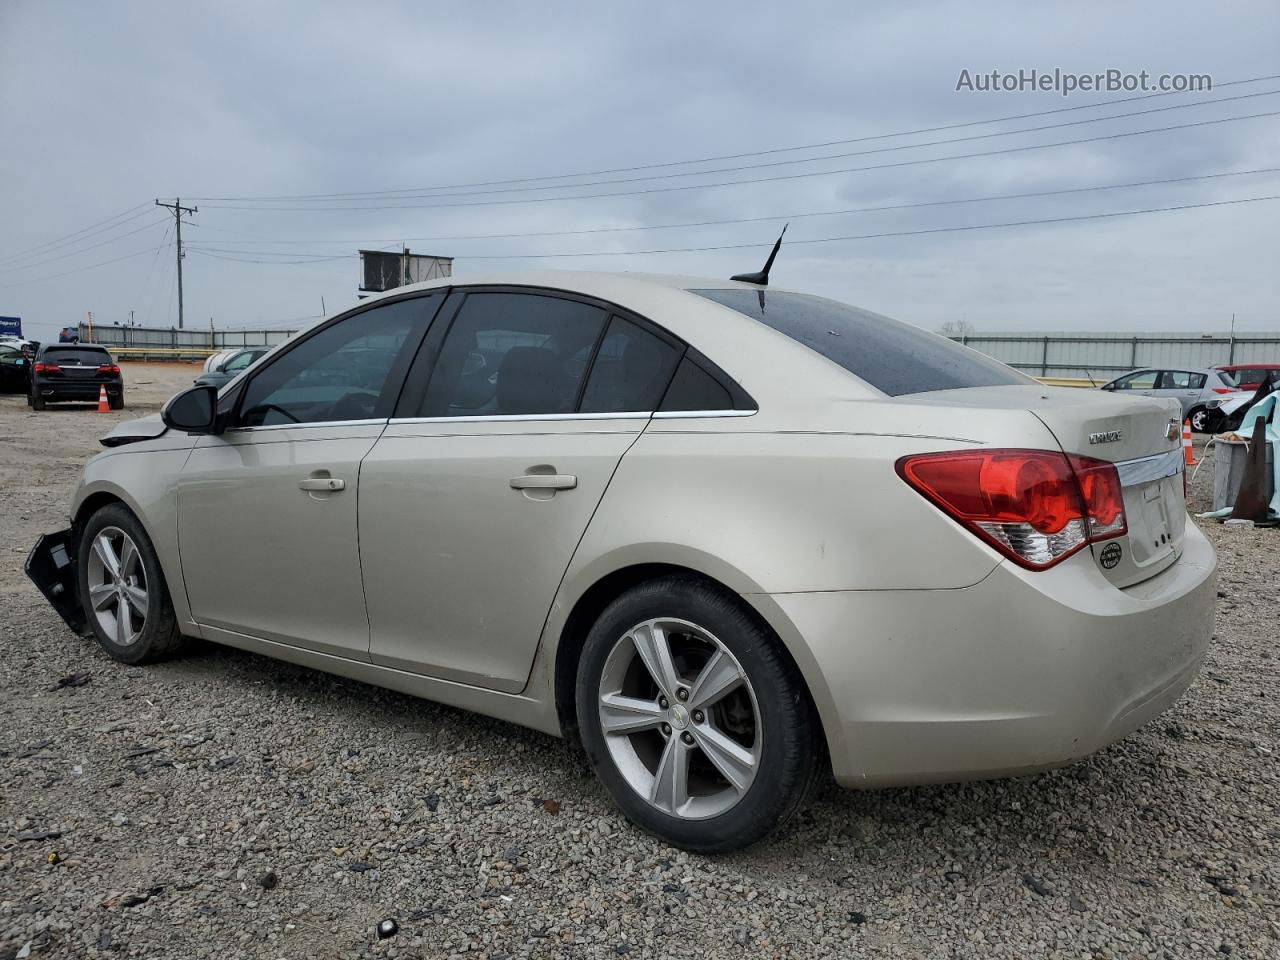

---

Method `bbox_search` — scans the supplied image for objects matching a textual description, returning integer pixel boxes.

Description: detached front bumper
[769,520,1217,789]
[26,529,87,635]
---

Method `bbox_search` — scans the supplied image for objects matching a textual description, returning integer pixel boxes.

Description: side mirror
[162,385,220,434]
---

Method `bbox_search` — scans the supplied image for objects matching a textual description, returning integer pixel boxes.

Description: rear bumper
[769,520,1217,788]
[34,381,122,399]
[25,529,87,635]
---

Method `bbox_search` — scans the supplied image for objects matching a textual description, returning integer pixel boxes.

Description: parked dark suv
[29,343,123,410]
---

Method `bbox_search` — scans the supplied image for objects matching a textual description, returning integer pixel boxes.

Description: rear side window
[689,289,1030,397]
[659,357,732,411]
[579,316,680,413]
[42,348,111,365]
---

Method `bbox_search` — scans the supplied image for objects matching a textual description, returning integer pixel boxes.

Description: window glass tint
[690,289,1030,397]
[421,293,606,416]
[41,348,111,365]
[1188,373,1207,389]
[238,299,421,426]
[1112,371,1157,390]
[579,316,680,413]
[659,357,733,411]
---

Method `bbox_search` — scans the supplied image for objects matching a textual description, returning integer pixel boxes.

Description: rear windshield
[42,347,111,365]
[690,289,1031,396]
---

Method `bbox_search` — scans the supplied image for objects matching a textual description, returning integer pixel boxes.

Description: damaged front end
[26,530,88,635]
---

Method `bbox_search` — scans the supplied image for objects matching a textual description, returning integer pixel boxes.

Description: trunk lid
[898,385,1186,587]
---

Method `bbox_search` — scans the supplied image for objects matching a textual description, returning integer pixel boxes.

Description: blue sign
[0,317,21,338]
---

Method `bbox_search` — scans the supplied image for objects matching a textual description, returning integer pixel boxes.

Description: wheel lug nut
[661,723,671,736]
[676,688,689,702]
[658,697,669,709]
[681,732,694,745]
[692,710,704,723]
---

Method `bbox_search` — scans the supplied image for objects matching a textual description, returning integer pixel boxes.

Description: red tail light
[98,363,121,375]
[34,361,61,374]
[1212,387,1235,394]
[896,449,1127,570]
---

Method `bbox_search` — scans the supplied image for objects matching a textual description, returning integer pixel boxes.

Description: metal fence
[80,323,296,350]
[953,332,1280,380]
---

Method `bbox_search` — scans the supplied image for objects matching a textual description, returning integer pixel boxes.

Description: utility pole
[155,198,197,328]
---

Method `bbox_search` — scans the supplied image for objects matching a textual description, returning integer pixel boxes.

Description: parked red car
[1215,363,1280,391]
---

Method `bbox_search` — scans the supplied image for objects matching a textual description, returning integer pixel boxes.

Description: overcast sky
[2,1,1278,344]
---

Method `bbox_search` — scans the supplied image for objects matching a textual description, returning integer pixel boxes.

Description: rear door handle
[299,477,345,492]
[509,474,577,491]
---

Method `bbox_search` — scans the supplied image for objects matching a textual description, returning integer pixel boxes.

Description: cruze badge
[1089,430,1123,444]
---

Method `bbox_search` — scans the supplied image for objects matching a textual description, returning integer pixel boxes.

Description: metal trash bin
[1213,437,1275,512]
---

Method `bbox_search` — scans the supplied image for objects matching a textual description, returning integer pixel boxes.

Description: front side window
[690,288,1030,397]
[1111,371,1158,390]
[420,292,607,417]
[238,299,424,426]
[223,350,260,374]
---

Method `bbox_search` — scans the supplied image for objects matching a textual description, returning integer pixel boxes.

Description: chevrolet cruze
[27,271,1216,852]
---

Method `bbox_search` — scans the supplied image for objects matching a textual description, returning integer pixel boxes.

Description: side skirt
[198,624,563,737]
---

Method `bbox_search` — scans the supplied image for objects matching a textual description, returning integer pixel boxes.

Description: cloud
[1,0,1277,342]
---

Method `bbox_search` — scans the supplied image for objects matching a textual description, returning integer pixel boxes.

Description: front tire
[576,576,820,853]
[77,504,186,664]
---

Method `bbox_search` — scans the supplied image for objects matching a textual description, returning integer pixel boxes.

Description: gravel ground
[2,369,1278,959]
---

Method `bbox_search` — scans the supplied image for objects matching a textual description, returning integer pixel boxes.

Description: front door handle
[509,474,577,491]
[299,477,345,492]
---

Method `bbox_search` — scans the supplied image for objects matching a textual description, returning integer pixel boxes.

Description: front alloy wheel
[77,503,186,664]
[86,526,149,647]
[598,618,761,819]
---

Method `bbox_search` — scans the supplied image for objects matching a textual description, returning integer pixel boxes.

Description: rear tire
[109,392,124,411]
[1188,406,1211,433]
[77,504,186,664]
[576,575,820,853]
[31,394,45,410]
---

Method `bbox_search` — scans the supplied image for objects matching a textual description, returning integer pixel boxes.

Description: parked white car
[27,271,1216,851]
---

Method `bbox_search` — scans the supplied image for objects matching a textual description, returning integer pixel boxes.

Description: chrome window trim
[652,409,758,419]
[1115,448,1184,487]
[389,411,653,425]
[227,418,387,434]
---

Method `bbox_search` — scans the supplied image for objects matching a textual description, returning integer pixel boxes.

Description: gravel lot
[2,366,1277,959]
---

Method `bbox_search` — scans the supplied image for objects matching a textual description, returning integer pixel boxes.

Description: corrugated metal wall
[954,332,1280,379]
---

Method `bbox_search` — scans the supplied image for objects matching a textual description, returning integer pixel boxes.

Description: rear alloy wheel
[1188,406,1210,433]
[78,504,186,664]
[576,576,819,853]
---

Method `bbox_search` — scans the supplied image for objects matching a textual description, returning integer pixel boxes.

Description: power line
[188,249,357,264]
[201,109,1280,212]
[0,217,169,273]
[184,166,1280,247]
[450,193,1280,260]
[201,88,1280,206]
[0,244,167,290]
[192,72,1280,201]
[0,203,154,267]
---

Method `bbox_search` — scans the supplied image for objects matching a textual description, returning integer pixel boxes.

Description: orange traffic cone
[96,384,110,414]
[1182,419,1198,466]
